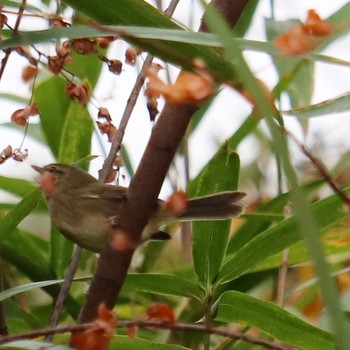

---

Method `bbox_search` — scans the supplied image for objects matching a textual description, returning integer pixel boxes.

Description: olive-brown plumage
[33,163,246,252]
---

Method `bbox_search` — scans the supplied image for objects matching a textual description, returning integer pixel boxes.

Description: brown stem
[0,0,26,81]
[0,253,8,336]
[285,128,350,212]
[99,0,180,182]
[199,0,249,32]
[276,205,292,307]
[0,320,293,350]
[78,0,249,323]
[45,247,83,341]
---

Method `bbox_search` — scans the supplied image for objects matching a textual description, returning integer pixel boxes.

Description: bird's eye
[47,165,64,175]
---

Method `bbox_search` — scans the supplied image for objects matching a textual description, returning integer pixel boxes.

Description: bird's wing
[80,183,127,200]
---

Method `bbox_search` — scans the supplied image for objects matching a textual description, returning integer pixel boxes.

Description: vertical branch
[45,0,182,329]
[78,0,249,323]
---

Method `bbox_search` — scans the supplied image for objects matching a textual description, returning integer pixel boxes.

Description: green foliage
[1,0,350,349]
[216,291,334,350]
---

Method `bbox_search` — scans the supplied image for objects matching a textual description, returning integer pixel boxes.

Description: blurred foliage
[1,0,350,349]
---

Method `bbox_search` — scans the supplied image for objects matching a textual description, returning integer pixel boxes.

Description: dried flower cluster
[96,107,116,142]
[11,103,40,126]
[0,12,8,29]
[145,62,214,105]
[99,55,123,75]
[48,42,73,75]
[146,302,176,323]
[70,304,116,350]
[125,47,142,66]
[65,82,90,106]
[275,9,334,55]
[96,107,123,183]
[164,190,188,216]
[0,145,28,164]
[21,65,39,82]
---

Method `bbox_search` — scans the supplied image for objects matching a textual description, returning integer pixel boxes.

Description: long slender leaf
[216,291,334,350]
[218,190,347,284]
[57,101,93,164]
[109,336,191,350]
[201,2,350,347]
[283,92,350,118]
[34,77,70,158]
[227,181,322,255]
[0,280,64,302]
[189,146,240,289]
[122,273,203,302]
[0,176,38,198]
[0,189,41,243]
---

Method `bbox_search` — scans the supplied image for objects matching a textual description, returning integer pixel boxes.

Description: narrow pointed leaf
[189,146,240,288]
[216,291,334,350]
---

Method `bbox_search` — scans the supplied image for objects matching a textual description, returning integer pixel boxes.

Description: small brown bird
[32,163,246,253]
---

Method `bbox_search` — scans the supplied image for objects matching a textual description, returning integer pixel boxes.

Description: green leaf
[122,273,203,302]
[50,227,74,279]
[0,93,28,104]
[68,50,104,87]
[34,77,70,158]
[0,340,71,349]
[0,280,64,302]
[188,146,240,289]
[1,229,52,281]
[265,19,314,108]
[283,92,350,118]
[65,0,179,28]
[0,26,347,87]
[201,3,350,347]
[227,181,322,255]
[0,230,82,319]
[109,336,190,350]
[0,189,41,244]
[0,176,37,198]
[218,190,347,284]
[0,277,89,302]
[57,101,93,164]
[216,291,334,350]
[233,0,259,38]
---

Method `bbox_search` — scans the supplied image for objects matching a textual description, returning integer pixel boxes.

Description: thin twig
[0,252,8,336]
[99,54,154,181]
[276,205,292,307]
[0,320,293,350]
[99,0,181,182]
[0,0,26,81]
[277,249,289,307]
[285,128,350,212]
[45,247,83,341]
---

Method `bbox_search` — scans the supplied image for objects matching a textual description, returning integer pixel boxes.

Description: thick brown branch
[78,0,249,323]
[199,0,249,32]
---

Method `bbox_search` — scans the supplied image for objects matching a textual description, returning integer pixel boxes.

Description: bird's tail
[178,191,246,221]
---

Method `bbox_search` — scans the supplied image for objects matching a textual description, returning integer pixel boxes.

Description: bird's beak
[31,165,43,173]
